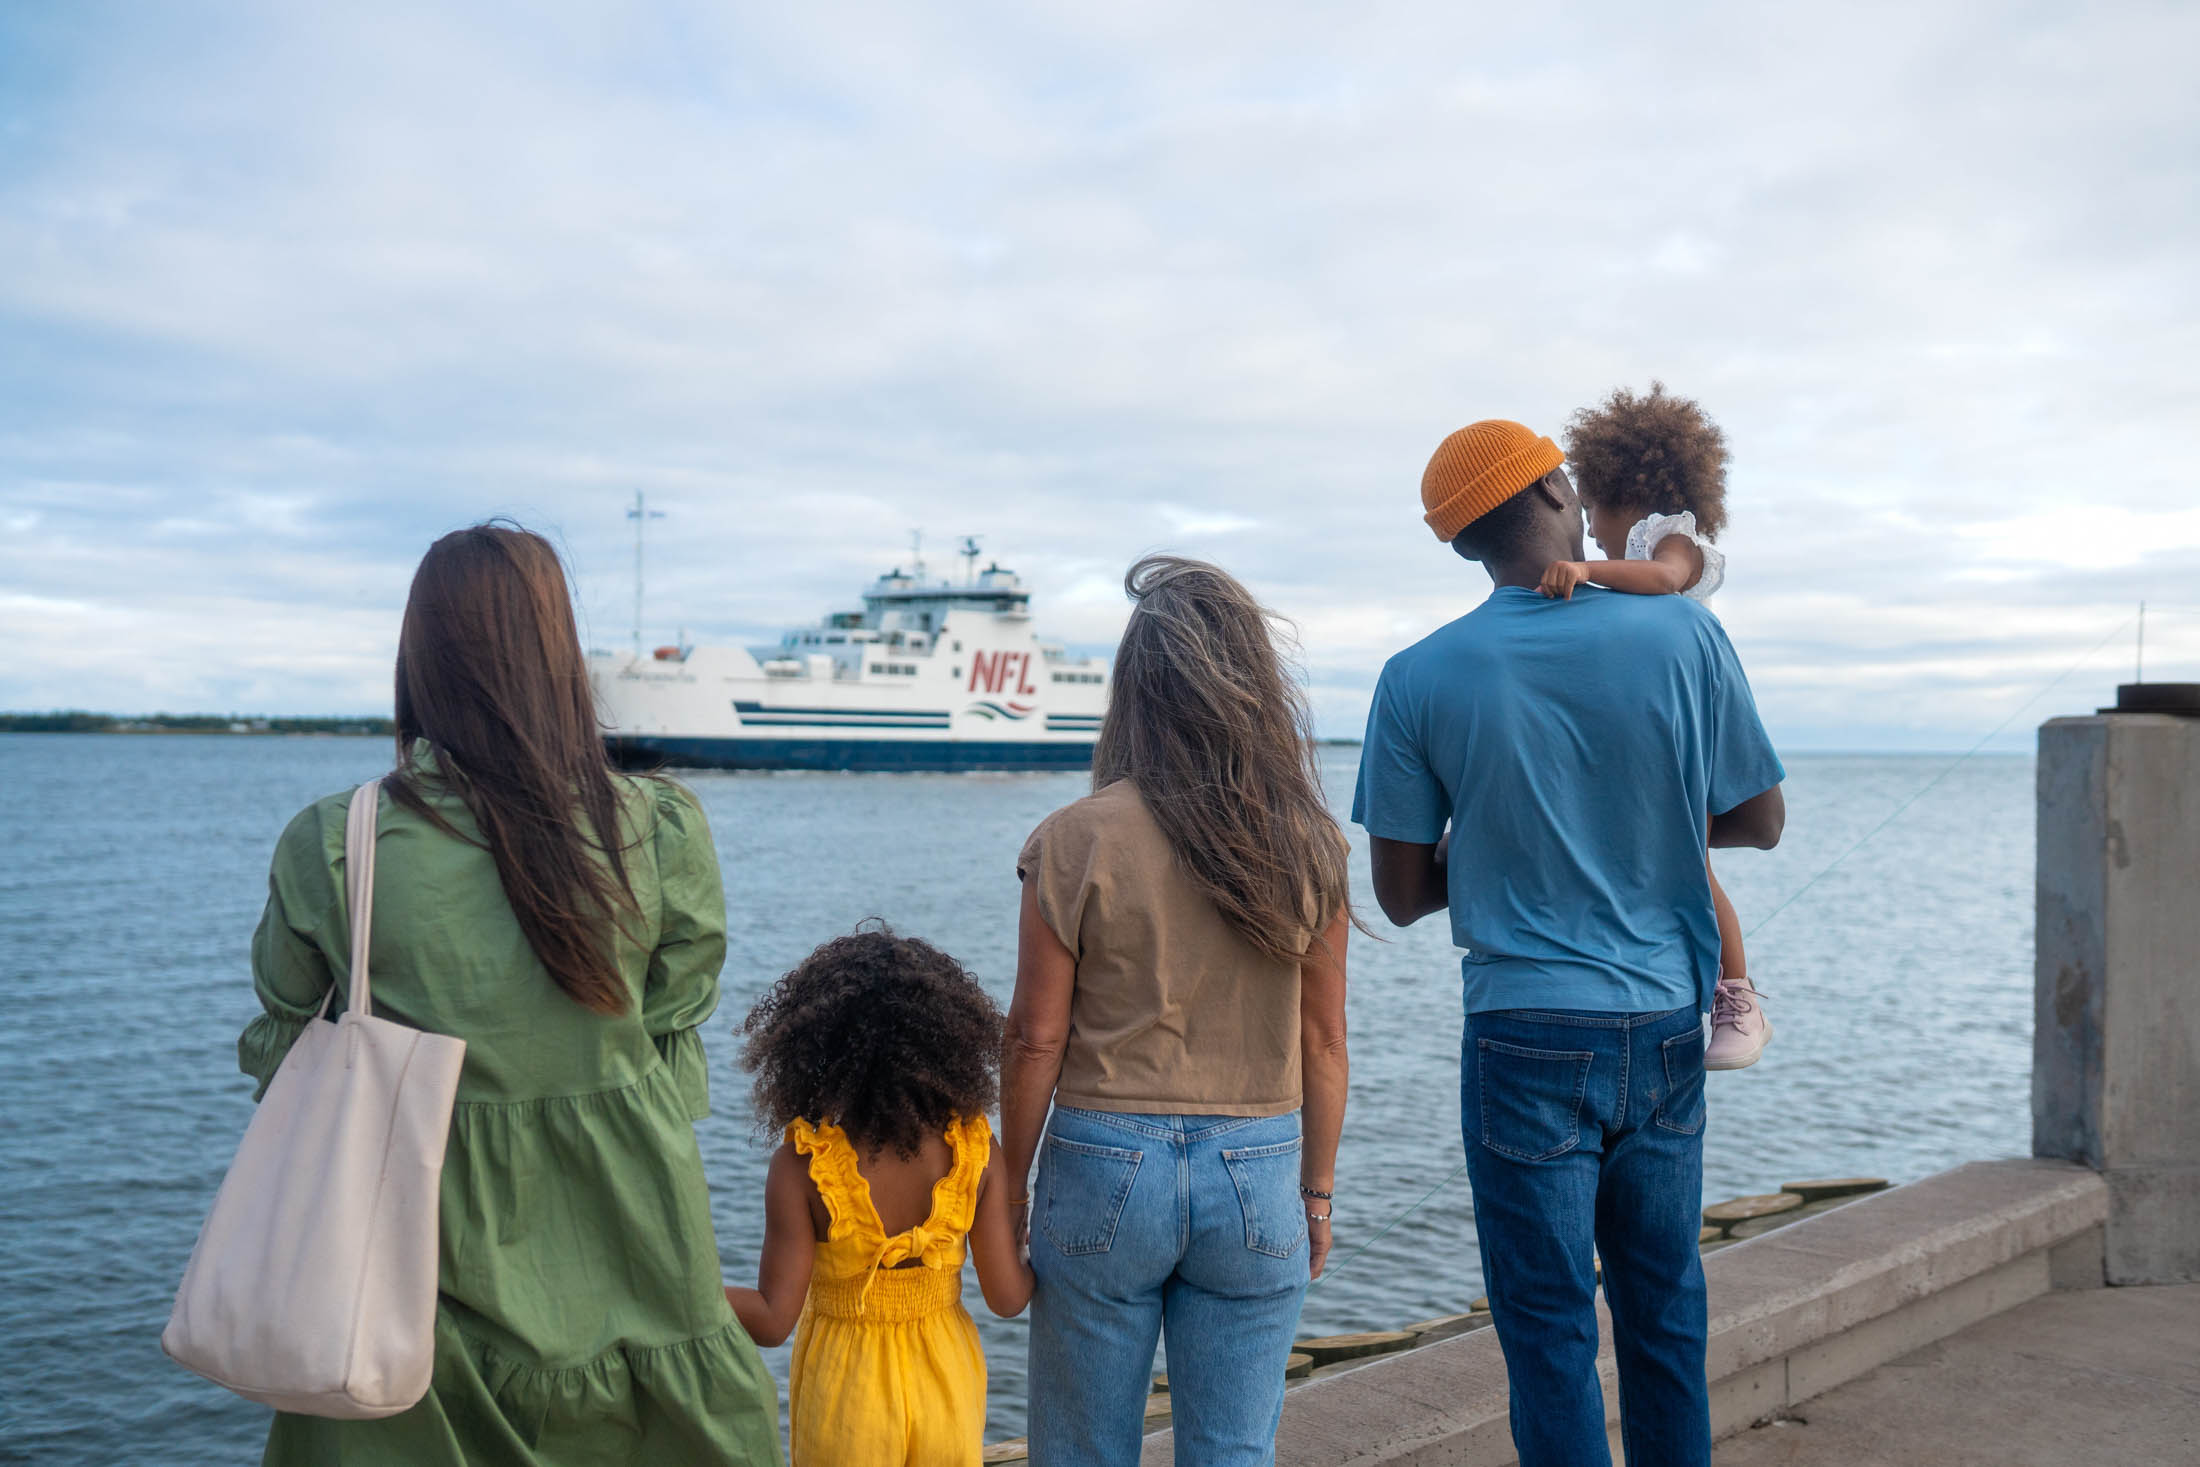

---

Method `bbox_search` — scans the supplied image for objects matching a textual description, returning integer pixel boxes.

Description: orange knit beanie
[1420,420,1565,541]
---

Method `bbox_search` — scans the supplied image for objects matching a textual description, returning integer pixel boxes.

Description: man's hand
[1538,561,1590,599]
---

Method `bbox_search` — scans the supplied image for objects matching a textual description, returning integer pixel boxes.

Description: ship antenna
[960,535,983,584]
[910,529,925,582]
[628,491,665,659]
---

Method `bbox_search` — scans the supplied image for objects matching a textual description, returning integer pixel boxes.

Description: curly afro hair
[740,924,1003,1158]
[1562,382,1730,540]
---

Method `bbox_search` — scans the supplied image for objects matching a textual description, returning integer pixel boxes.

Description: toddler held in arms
[725,926,1033,1467]
[1537,382,1771,1070]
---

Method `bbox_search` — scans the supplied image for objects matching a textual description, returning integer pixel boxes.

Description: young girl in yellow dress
[725,926,1034,1466]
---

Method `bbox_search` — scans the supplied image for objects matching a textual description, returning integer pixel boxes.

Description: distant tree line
[0,711,395,736]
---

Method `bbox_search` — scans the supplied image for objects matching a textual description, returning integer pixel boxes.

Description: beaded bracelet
[1299,1184,1334,1201]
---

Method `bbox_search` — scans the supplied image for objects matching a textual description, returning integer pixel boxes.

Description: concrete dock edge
[1138,1159,2107,1466]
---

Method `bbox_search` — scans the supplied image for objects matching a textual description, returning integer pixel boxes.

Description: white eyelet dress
[1626,511,1725,602]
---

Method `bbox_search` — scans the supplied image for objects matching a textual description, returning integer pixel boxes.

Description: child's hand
[1538,561,1589,599]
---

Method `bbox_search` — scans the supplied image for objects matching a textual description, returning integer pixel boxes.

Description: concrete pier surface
[1715,1282,2199,1465]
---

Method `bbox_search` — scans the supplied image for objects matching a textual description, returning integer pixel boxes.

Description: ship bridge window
[1051,672,1104,685]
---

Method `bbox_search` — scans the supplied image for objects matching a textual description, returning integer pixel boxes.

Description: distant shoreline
[0,712,1339,742]
[0,712,394,736]
[2,722,1356,744]
[0,719,2033,758]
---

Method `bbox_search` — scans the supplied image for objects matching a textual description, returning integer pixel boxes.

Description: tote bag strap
[321,778,383,1022]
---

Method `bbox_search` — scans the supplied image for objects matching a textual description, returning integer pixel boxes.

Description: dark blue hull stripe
[733,701,951,719]
[608,736,1095,773]
[736,717,950,729]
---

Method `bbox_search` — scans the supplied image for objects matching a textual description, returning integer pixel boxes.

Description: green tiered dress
[238,750,781,1466]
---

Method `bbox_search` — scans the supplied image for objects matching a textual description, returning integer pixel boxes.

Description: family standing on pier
[215,385,1782,1467]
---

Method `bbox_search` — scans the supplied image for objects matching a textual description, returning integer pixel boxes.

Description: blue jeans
[1461,1005,1711,1467]
[1026,1107,1307,1467]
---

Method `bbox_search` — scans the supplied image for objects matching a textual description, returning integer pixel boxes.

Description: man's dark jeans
[1461,1004,1711,1467]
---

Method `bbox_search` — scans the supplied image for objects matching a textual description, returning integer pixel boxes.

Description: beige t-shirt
[1017,780,1302,1116]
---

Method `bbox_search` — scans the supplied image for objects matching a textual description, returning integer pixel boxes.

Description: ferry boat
[588,544,1109,772]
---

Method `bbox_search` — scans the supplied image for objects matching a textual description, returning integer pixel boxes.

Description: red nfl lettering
[1015,653,1036,696]
[968,651,995,693]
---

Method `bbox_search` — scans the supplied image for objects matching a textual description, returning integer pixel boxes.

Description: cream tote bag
[163,778,467,1418]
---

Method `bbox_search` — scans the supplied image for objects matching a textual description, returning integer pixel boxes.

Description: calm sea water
[0,735,2036,1463]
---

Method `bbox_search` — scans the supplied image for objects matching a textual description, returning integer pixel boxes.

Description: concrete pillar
[2034,710,2200,1284]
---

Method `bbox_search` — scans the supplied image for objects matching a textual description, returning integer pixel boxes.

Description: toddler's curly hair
[1563,382,1730,540]
[740,924,1003,1158]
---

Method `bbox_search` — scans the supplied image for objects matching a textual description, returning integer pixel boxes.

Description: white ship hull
[589,559,1107,772]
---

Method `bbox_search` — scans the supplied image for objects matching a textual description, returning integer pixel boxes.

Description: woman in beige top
[1002,555,1354,1467]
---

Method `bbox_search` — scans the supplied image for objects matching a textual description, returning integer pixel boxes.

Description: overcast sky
[3,1,2194,747]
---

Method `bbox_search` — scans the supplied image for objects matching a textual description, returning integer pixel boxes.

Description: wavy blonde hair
[1092,555,1355,962]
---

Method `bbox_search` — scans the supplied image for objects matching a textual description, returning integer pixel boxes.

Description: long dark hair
[1092,555,1355,962]
[387,522,642,1015]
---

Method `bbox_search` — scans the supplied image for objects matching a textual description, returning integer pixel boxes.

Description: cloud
[1,0,2195,742]
[1157,505,1261,537]
[1954,506,2200,572]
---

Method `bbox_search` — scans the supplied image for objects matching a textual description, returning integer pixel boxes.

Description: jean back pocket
[1220,1137,1306,1259]
[1477,1038,1594,1162]
[1038,1134,1144,1256]
[1656,1025,1707,1136]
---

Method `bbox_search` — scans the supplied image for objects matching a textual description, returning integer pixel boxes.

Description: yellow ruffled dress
[786,1114,991,1467]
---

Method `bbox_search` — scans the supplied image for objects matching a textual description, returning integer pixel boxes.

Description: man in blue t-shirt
[1353,419,1784,1467]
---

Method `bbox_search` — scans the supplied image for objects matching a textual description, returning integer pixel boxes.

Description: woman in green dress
[238,524,781,1466]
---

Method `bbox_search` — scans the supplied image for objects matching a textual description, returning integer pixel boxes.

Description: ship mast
[629,491,664,659]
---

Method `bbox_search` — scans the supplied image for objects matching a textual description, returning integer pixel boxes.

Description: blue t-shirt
[1351,585,1784,1015]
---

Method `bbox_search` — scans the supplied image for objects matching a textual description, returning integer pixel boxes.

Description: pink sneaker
[1705,980,1773,1070]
